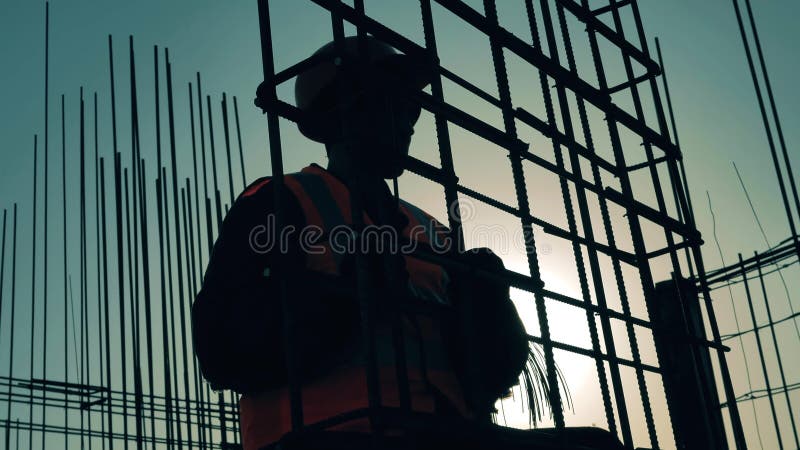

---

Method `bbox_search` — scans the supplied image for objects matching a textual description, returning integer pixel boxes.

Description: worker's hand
[444,247,529,418]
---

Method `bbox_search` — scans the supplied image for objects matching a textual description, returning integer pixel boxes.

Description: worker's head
[293,36,432,179]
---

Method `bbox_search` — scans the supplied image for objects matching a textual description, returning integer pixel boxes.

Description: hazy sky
[0,1,798,449]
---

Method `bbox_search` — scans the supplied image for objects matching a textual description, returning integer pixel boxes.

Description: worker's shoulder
[229,172,307,221]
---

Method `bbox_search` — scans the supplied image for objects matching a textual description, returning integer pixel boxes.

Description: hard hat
[257,36,435,142]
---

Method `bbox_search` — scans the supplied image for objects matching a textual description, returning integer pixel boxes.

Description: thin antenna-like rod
[232,96,247,188]
[733,161,800,344]
[28,134,38,450]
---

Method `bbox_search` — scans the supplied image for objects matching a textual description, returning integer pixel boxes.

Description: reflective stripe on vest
[239,165,468,450]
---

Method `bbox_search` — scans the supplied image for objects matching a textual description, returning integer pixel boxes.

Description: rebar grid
[0,1,745,449]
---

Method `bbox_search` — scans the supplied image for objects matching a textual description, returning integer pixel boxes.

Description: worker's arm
[193,177,364,394]
[192,178,307,393]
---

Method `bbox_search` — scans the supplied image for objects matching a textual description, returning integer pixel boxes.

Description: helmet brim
[298,52,436,143]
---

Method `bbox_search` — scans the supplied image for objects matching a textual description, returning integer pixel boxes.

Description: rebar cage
[0,1,750,449]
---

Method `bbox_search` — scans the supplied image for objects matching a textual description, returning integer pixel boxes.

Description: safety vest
[238,164,469,450]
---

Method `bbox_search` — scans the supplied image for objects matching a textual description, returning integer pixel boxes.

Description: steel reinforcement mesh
[0,1,747,449]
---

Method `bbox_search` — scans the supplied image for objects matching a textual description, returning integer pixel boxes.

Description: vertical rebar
[232,96,247,189]
[755,251,799,448]
[113,151,130,450]
[256,0,304,430]
[155,46,163,173]
[123,169,144,450]
[186,82,207,450]
[483,0,564,429]
[550,1,636,444]
[205,95,224,232]
[654,38,697,278]
[0,209,6,436]
[161,168,183,449]
[741,0,800,231]
[165,48,195,450]
[41,8,50,448]
[99,159,114,450]
[79,86,88,450]
[0,207,5,360]
[61,92,70,450]
[533,0,627,441]
[221,94,235,207]
[28,134,38,450]
[135,159,157,449]
[739,253,782,449]
[107,34,123,449]
[196,74,214,259]
[154,175,175,450]
[730,0,800,263]
[93,92,108,450]
[182,178,204,448]
[418,0,464,247]
[4,204,18,450]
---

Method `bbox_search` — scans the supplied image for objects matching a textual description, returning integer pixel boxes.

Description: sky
[0,1,798,449]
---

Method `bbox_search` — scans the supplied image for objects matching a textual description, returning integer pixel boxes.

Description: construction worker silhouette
[193,36,623,450]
